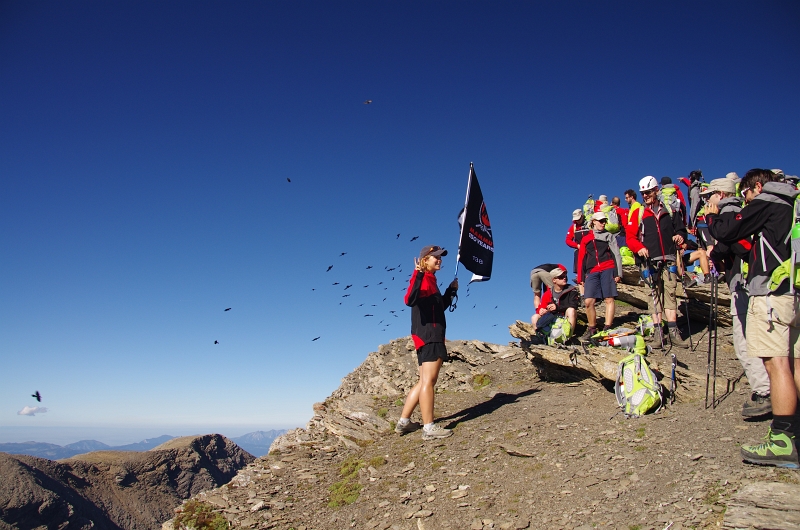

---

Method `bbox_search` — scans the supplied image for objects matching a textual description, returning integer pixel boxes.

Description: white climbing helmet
[639,176,658,192]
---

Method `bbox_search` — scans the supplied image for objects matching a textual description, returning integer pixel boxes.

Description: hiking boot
[742,393,772,418]
[579,327,597,341]
[741,428,799,468]
[422,424,453,440]
[394,420,420,435]
[668,326,689,347]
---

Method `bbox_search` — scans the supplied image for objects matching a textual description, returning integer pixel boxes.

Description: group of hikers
[393,167,800,471]
[528,168,800,469]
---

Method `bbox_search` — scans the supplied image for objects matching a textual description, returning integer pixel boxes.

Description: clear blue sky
[2,1,798,445]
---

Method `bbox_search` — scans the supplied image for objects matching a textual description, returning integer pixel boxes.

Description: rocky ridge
[168,293,798,530]
[0,434,253,530]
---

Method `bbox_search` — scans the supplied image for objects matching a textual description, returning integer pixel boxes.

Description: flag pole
[454,162,473,279]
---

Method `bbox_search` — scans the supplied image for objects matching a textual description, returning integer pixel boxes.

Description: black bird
[224,308,231,311]
[383,287,387,290]
[473,304,476,309]
[343,294,351,297]
[387,267,396,271]
[492,324,498,327]
[214,340,219,345]
[382,298,386,301]
[410,236,419,241]
[333,282,339,285]
[363,285,369,288]
[312,288,316,291]
[312,336,320,341]
[364,99,372,104]
[287,178,291,182]
[359,303,364,306]
[340,252,347,256]
[378,282,383,285]
[32,391,41,402]
[379,320,384,324]
[366,265,373,269]
[371,304,376,307]
[344,284,352,290]
[326,265,333,272]
[364,314,373,317]
[494,306,498,309]
[396,233,400,239]
[393,314,399,317]
[389,310,396,313]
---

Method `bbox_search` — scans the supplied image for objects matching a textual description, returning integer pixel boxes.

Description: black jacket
[707,182,798,296]
[404,270,457,350]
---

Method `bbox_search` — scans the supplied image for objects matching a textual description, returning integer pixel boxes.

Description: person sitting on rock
[395,245,459,441]
[530,263,568,310]
[531,268,579,336]
[577,211,622,339]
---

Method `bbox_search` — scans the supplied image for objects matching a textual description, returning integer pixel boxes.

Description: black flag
[457,163,493,283]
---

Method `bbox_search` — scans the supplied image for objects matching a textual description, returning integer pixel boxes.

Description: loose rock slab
[723,481,800,529]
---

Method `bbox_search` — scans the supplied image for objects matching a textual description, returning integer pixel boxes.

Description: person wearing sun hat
[396,245,459,441]
[577,211,622,339]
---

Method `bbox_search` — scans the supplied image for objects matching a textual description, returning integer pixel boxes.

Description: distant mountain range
[0,430,286,460]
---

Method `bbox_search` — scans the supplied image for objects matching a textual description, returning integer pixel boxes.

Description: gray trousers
[732,288,770,395]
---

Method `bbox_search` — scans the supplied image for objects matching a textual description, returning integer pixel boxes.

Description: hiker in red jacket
[577,211,622,339]
[396,245,458,441]
[565,209,589,280]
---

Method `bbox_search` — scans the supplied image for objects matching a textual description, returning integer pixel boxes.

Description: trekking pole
[671,353,677,404]
[711,273,719,408]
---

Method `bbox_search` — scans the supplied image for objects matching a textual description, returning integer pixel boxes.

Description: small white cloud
[18,406,48,416]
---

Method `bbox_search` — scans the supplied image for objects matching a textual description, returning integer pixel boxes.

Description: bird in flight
[387,267,396,271]
[340,252,347,256]
[363,285,369,288]
[224,308,231,311]
[382,298,386,301]
[363,99,372,104]
[358,303,364,306]
[378,281,383,285]
[410,236,419,242]
[333,282,339,285]
[32,391,41,402]
[343,294,351,297]
[326,265,333,272]
[396,233,400,239]
[366,265,373,269]
[214,340,219,345]
[312,336,320,341]
[344,284,352,290]
[364,314,373,317]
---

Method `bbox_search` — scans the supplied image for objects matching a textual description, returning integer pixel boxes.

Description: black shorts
[416,342,448,366]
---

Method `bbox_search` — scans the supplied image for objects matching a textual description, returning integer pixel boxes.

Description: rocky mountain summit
[0,434,253,530]
[166,279,798,530]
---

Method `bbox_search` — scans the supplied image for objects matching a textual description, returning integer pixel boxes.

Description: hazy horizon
[0,423,298,447]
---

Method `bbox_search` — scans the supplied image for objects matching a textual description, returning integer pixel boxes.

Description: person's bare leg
[665,308,677,324]
[565,307,577,331]
[765,357,798,416]
[531,313,540,328]
[418,359,443,425]
[585,299,596,327]
[604,297,615,328]
[400,369,423,420]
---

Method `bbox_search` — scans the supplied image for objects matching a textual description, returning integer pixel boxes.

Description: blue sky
[2,1,798,445]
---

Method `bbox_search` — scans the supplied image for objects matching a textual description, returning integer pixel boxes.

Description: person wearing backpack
[577,211,622,339]
[532,268,579,336]
[661,176,688,222]
[707,169,799,468]
[565,209,589,280]
[679,170,704,231]
[704,178,771,419]
[627,176,690,347]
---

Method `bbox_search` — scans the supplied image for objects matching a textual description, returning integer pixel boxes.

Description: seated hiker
[577,211,623,339]
[531,268,579,334]
[530,263,567,309]
[680,239,711,286]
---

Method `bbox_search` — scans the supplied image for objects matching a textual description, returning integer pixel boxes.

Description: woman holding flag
[395,245,459,441]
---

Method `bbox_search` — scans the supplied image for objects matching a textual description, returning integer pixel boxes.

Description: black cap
[419,245,448,260]
[660,176,672,185]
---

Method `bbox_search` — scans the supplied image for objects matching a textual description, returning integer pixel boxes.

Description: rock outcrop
[268,338,516,454]
[0,434,253,530]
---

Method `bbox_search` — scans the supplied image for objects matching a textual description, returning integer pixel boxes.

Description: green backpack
[582,195,596,221]
[615,353,662,417]
[548,316,573,345]
[600,204,621,234]
[620,246,636,266]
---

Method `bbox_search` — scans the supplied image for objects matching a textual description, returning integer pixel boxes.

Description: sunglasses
[595,218,608,223]
[642,189,658,195]
[740,187,752,195]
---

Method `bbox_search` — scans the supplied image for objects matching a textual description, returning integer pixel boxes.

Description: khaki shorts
[530,268,555,295]
[647,267,678,312]
[746,294,800,358]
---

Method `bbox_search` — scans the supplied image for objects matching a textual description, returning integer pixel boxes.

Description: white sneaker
[422,424,453,440]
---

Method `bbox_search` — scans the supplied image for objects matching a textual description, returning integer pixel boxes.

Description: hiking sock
[423,422,435,432]
[397,417,410,427]
[772,415,795,435]
[667,321,678,331]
